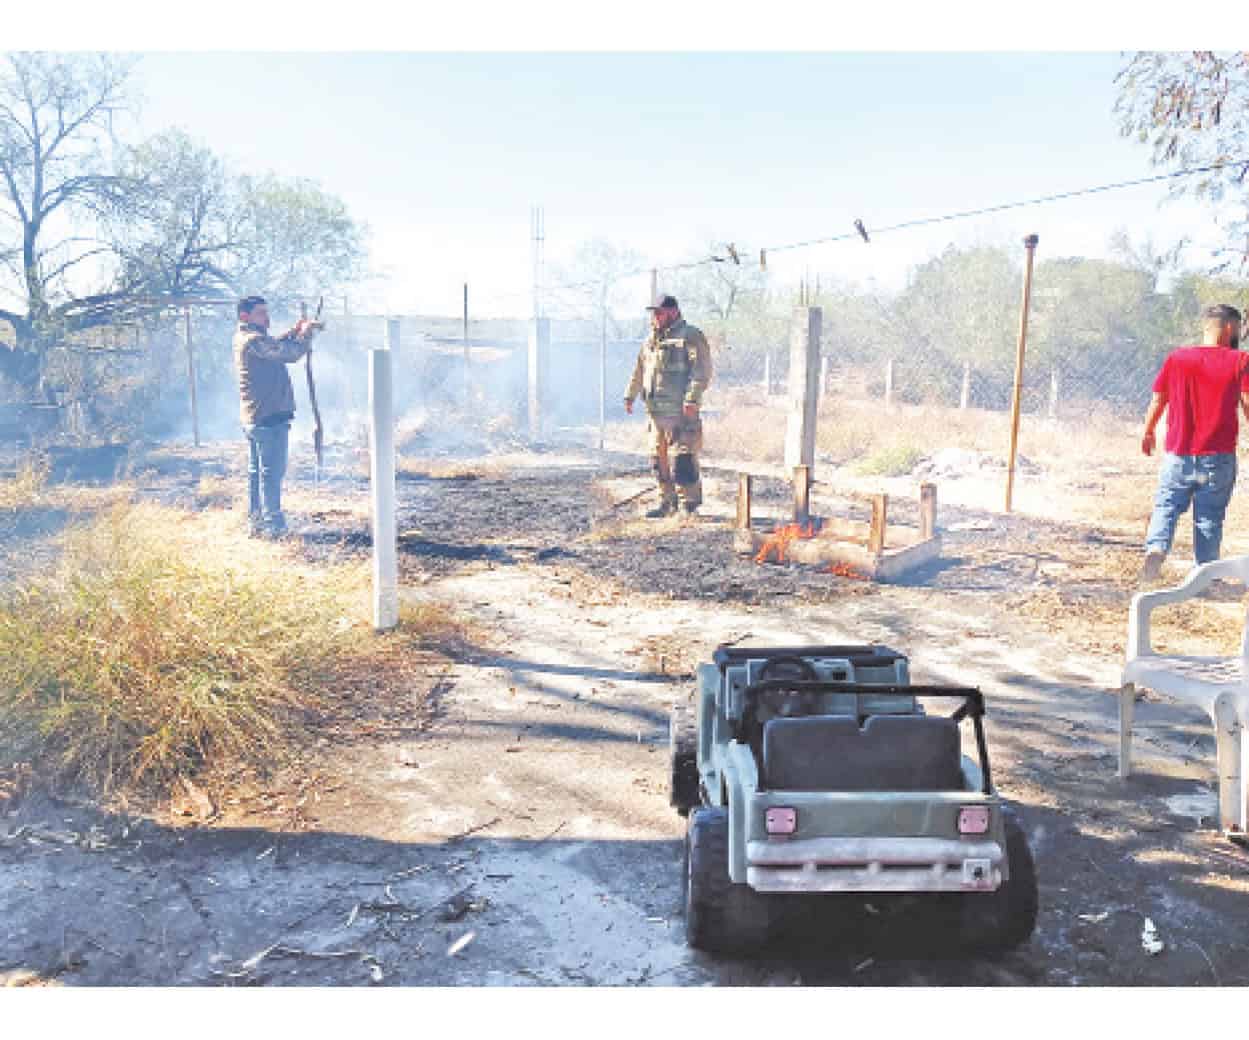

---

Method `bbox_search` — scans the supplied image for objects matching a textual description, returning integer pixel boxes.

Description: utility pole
[463,282,470,407]
[1004,234,1040,513]
[532,206,545,322]
[528,206,549,441]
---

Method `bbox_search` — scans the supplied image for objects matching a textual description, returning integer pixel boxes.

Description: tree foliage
[1116,51,1249,269]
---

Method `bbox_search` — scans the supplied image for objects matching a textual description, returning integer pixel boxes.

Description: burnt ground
[2,440,1248,987]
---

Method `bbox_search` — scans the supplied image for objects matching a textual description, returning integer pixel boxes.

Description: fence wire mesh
[5,239,1249,547]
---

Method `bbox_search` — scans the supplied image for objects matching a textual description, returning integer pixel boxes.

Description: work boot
[646,500,677,519]
[681,501,700,516]
[1138,550,1165,584]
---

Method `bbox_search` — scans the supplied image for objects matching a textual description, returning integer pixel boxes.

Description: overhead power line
[477,158,1249,314]
[764,158,1249,255]
[550,157,1249,294]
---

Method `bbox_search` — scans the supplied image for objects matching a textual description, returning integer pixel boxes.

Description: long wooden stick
[611,486,656,511]
[304,297,324,482]
[1005,235,1039,513]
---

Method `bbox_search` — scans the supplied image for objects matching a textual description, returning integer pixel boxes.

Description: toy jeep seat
[762,714,963,791]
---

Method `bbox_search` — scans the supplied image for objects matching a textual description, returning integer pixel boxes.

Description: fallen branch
[216,944,384,983]
[537,820,566,844]
[609,487,655,511]
[1186,941,1220,985]
[446,816,501,844]
[386,863,432,882]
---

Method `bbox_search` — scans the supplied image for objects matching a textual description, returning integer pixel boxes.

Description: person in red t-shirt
[1139,303,1249,581]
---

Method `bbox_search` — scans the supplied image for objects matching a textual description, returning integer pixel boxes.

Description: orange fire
[754,521,819,565]
[828,562,869,580]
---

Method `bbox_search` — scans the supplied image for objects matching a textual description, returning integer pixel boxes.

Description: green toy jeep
[669,644,1038,954]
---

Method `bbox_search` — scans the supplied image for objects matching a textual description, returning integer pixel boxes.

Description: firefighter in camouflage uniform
[624,294,713,517]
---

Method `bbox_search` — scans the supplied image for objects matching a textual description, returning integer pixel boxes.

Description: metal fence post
[1005,234,1040,513]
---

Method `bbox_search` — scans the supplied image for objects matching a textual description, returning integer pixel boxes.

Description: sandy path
[4,448,1247,987]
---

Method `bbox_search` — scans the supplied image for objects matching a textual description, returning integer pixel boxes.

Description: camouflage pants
[648,413,703,508]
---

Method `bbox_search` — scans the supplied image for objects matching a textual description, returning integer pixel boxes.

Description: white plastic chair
[1120,556,1249,836]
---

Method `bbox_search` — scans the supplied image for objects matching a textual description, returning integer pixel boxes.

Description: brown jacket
[233,322,308,426]
[624,318,713,418]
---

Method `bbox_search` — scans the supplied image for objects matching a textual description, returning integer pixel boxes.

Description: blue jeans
[245,421,290,536]
[1144,453,1237,564]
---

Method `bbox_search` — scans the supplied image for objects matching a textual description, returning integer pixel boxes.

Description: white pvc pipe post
[370,321,399,632]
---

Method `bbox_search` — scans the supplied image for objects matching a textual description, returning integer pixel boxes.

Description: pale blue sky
[130,52,1230,316]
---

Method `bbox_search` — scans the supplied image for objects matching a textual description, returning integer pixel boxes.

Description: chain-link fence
[5,237,1248,541]
[520,245,1249,535]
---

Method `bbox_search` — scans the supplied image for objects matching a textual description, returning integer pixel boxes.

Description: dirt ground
[2,437,1248,987]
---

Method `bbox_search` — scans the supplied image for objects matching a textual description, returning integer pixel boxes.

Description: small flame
[754,521,819,565]
[828,562,869,580]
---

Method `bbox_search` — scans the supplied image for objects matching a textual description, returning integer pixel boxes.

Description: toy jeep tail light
[765,808,797,835]
[958,806,991,834]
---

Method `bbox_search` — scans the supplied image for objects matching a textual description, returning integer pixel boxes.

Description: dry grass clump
[395,457,504,482]
[702,404,785,464]
[0,457,49,512]
[0,502,463,797]
[854,441,926,477]
[701,392,1142,478]
[195,473,237,510]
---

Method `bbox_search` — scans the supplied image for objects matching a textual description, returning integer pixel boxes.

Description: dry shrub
[0,457,49,512]
[854,442,926,477]
[397,599,469,648]
[0,502,461,796]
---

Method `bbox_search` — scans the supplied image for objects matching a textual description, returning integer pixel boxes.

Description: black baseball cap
[646,294,679,311]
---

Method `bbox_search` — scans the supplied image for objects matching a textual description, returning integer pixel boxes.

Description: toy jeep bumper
[671,645,1038,954]
[745,835,1003,893]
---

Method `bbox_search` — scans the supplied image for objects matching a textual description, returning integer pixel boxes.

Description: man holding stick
[1139,303,1249,581]
[233,295,323,538]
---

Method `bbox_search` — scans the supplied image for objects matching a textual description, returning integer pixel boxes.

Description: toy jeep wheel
[958,807,1038,953]
[684,807,774,953]
[669,702,700,816]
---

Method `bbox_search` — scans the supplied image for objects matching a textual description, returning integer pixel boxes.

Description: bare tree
[0,54,367,397]
[549,238,646,336]
[667,243,767,327]
[0,53,138,383]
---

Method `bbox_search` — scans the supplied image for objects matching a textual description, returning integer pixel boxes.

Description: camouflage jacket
[624,318,713,417]
[233,322,309,426]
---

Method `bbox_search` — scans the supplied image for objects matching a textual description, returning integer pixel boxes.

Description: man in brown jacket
[233,295,321,537]
[624,294,713,516]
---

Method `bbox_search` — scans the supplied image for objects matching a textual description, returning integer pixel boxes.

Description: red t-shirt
[1152,346,1249,455]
